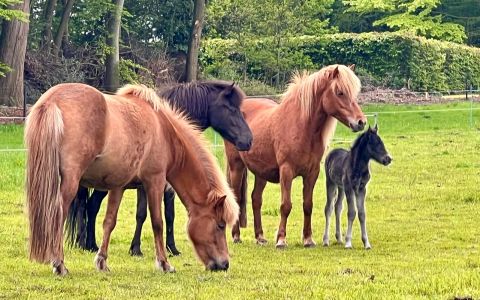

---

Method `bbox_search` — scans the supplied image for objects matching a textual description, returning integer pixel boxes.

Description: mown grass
[0,102,479,299]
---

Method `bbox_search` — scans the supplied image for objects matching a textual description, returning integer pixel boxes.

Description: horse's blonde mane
[116,84,238,225]
[117,84,164,111]
[282,64,361,119]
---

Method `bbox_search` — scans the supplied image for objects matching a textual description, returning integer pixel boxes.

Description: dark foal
[67,81,252,256]
[322,125,392,249]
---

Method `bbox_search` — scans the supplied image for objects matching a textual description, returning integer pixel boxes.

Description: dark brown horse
[225,64,366,248]
[25,83,238,275]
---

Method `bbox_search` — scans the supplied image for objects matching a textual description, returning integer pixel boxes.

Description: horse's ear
[329,66,340,79]
[223,82,235,96]
[348,64,356,71]
[373,123,378,134]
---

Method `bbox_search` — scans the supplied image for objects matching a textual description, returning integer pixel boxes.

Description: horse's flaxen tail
[226,164,248,228]
[24,100,64,263]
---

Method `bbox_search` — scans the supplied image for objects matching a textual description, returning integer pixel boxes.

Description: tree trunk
[185,0,206,82]
[0,0,30,106]
[52,0,74,56]
[104,0,125,92]
[41,0,58,49]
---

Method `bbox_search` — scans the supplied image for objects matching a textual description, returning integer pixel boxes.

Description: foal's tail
[226,164,248,228]
[24,99,64,263]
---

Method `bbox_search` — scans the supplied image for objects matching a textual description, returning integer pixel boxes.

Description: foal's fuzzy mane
[116,84,238,225]
[282,64,361,119]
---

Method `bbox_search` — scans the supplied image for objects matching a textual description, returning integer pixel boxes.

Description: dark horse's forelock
[157,81,244,128]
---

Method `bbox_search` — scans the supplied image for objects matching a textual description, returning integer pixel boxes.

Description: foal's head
[187,191,238,271]
[321,64,366,132]
[363,125,392,166]
[208,81,252,151]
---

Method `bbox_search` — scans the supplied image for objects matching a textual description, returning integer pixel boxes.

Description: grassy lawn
[0,102,479,299]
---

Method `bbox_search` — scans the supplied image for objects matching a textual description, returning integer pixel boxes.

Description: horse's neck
[163,129,210,208]
[349,147,370,175]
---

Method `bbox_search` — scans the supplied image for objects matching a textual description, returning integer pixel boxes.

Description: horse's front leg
[344,186,356,249]
[302,172,319,247]
[357,186,371,249]
[129,186,147,256]
[144,177,175,272]
[86,189,108,252]
[252,176,267,245]
[95,188,124,272]
[164,186,180,255]
[276,164,294,249]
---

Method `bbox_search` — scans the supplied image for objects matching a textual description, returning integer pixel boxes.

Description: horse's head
[187,191,238,271]
[208,82,252,151]
[322,64,366,132]
[365,124,392,166]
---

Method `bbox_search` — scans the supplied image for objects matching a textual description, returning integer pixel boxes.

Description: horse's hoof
[233,237,242,244]
[95,253,110,272]
[303,238,316,248]
[52,262,69,276]
[345,243,353,249]
[322,239,330,247]
[86,243,99,253]
[365,244,372,250]
[156,260,176,273]
[275,240,287,249]
[166,245,181,256]
[129,246,143,257]
[256,238,268,246]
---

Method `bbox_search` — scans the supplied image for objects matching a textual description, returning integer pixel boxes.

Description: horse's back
[325,148,349,184]
[242,97,277,121]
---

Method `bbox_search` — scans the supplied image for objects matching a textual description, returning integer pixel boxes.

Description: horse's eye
[217,222,226,230]
[337,91,344,97]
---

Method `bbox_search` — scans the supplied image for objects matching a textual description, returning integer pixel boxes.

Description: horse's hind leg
[334,187,345,244]
[252,176,267,245]
[95,188,124,272]
[302,172,319,248]
[226,147,247,243]
[356,187,371,249]
[322,180,337,246]
[52,172,83,275]
[129,186,147,256]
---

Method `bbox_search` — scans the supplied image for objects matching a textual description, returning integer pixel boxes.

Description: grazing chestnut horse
[25,83,238,275]
[225,64,366,248]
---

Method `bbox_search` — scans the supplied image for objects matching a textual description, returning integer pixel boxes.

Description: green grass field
[0,102,479,299]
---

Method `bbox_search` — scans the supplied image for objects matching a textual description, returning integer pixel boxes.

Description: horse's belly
[81,155,140,189]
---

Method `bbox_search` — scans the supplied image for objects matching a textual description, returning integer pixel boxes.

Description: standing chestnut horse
[225,64,366,248]
[25,83,238,275]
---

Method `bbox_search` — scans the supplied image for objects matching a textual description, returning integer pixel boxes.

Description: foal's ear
[348,64,356,71]
[329,66,340,79]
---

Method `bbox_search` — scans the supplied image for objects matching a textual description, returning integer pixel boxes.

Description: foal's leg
[302,173,319,247]
[85,190,108,252]
[276,164,294,249]
[164,187,180,255]
[344,187,356,249]
[144,177,175,272]
[52,173,82,276]
[129,186,147,256]
[322,180,337,247]
[252,176,267,245]
[95,188,124,272]
[334,187,345,244]
[357,187,371,249]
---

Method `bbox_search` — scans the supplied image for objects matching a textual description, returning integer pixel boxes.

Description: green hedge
[200,32,480,91]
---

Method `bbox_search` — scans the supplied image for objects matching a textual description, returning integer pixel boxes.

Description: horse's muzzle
[350,119,366,132]
[382,155,392,166]
[206,260,229,271]
[235,138,252,152]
